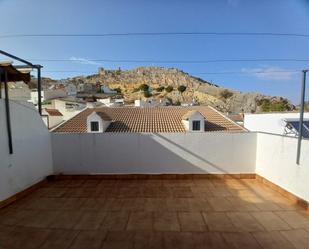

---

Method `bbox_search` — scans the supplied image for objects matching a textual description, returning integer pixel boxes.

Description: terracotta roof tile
[53,106,246,133]
[45,108,63,116]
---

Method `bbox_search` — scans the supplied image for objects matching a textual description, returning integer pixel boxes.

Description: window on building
[192,120,201,131]
[90,121,99,132]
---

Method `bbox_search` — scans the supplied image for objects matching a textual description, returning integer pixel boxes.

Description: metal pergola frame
[0,50,43,154]
[296,69,308,165]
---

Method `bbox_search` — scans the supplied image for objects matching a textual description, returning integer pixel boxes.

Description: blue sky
[1,0,309,103]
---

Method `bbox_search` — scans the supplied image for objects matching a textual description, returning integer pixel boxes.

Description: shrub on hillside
[220,89,234,99]
[165,85,173,93]
[177,85,187,93]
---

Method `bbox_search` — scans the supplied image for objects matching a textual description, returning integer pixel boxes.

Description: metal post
[296,70,307,165]
[3,70,13,154]
[37,67,42,115]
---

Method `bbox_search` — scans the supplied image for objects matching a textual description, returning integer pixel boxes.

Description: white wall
[256,133,309,202]
[244,112,309,135]
[0,100,53,201]
[51,132,257,174]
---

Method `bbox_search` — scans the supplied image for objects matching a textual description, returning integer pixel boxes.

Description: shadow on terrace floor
[0,177,309,249]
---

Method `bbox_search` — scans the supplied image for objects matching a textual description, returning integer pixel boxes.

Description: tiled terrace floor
[1,178,309,249]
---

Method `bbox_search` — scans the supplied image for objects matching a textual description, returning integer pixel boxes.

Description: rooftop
[53,106,245,133]
[1,177,309,249]
[44,108,63,117]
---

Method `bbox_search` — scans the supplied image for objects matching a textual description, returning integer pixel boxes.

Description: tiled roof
[182,110,205,120]
[96,111,112,121]
[45,108,63,116]
[53,106,246,133]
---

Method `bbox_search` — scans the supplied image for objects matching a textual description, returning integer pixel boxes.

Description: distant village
[2,79,200,129]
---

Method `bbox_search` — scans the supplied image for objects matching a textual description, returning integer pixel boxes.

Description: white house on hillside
[42,108,64,129]
[101,86,117,94]
[28,89,67,105]
[65,83,77,96]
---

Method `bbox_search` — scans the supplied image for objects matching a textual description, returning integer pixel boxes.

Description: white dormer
[182,110,205,132]
[87,111,112,133]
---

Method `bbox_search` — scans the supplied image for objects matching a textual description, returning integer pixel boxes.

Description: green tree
[156,86,165,92]
[165,85,173,93]
[144,91,152,98]
[220,89,234,99]
[177,85,187,93]
[139,84,149,92]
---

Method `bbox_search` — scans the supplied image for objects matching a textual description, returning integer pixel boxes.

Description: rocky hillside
[43,67,295,113]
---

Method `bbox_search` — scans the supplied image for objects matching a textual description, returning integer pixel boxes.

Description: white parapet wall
[51,132,257,174]
[0,100,53,201]
[256,133,309,202]
[244,112,309,135]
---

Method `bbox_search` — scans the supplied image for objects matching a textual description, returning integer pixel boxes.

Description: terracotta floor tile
[254,201,282,211]
[166,198,190,211]
[69,230,106,249]
[252,231,295,249]
[187,198,213,212]
[227,212,265,232]
[222,232,263,249]
[275,211,309,229]
[102,198,124,211]
[6,227,51,249]
[81,198,105,211]
[2,178,309,248]
[280,229,309,249]
[144,198,167,211]
[127,211,153,231]
[74,211,107,230]
[43,188,68,198]
[0,225,16,248]
[117,187,142,198]
[18,210,59,228]
[101,241,134,249]
[100,211,130,231]
[191,186,213,198]
[134,231,164,249]
[227,197,260,211]
[65,188,98,198]
[40,229,78,249]
[192,232,230,249]
[153,212,180,231]
[178,212,207,231]
[202,212,236,232]
[143,180,163,187]
[122,198,146,211]
[105,231,136,241]
[193,179,215,188]
[163,231,195,249]
[0,209,34,226]
[82,180,102,188]
[95,187,119,198]
[66,179,85,187]
[251,211,291,231]
[61,198,87,210]
[268,196,300,211]
[209,186,233,197]
[171,187,194,198]
[49,210,83,229]
[207,197,234,212]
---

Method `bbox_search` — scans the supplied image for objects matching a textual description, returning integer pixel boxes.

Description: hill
[39,66,294,113]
